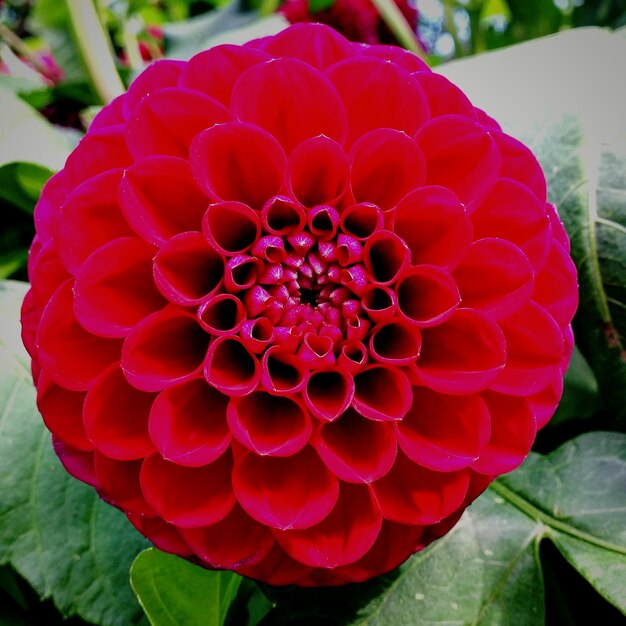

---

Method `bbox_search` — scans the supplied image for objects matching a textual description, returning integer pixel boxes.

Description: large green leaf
[440,27,626,429]
[0,281,149,626]
[260,432,626,625]
[131,548,244,626]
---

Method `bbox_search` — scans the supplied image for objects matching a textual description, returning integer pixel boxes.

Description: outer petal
[230,58,347,153]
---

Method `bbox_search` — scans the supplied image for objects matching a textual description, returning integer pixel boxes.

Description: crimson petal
[149,379,231,467]
[304,368,355,421]
[232,446,339,529]
[353,365,412,421]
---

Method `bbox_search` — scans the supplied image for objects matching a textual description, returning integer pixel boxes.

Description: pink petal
[374,453,470,525]
[74,237,166,338]
[313,407,397,483]
[391,186,472,269]
[181,504,275,568]
[83,363,156,460]
[58,169,134,275]
[261,346,309,394]
[203,201,261,256]
[340,203,383,241]
[140,450,235,527]
[261,196,307,235]
[148,379,231,467]
[127,514,192,557]
[232,446,339,529]
[491,302,564,395]
[190,122,286,210]
[230,58,347,153]
[204,336,261,396]
[123,59,185,117]
[363,231,410,285]
[369,321,421,365]
[471,178,551,271]
[452,238,535,320]
[304,368,355,421]
[121,307,209,392]
[37,373,91,451]
[259,23,354,70]
[472,392,537,474]
[153,232,223,305]
[326,57,429,147]
[126,88,232,159]
[53,438,99,488]
[350,129,426,211]
[415,309,506,394]
[395,265,460,327]
[179,45,271,104]
[361,285,397,322]
[119,156,209,245]
[413,72,476,119]
[362,45,429,72]
[37,280,122,391]
[29,241,71,312]
[227,391,312,456]
[274,483,382,568]
[416,114,501,209]
[397,387,491,472]
[353,365,412,421]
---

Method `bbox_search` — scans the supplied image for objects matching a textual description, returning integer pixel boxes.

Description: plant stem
[442,0,464,58]
[66,0,125,104]
[370,0,426,59]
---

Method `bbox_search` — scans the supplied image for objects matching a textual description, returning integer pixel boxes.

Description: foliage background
[0,1,625,625]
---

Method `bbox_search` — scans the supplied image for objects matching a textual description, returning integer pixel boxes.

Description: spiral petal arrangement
[22,24,578,586]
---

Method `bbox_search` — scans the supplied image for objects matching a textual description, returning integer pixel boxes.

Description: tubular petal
[122,308,209,392]
[197,293,246,335]
[232,447,339,529]
[149,379,231,467]
[227,392,311,456]
[452,238,535,320]
[363,231,410,285]
[74,237,166,338]
[140,451,235,527]
[126,88,232,159]
[153,232,223,305]
[396,265,460,327]
[84,364,155,460]
[37,280,122,391]
[275,483,382,568]
[326,57,429,147]
[353,365,412,421]
[231,58,347,153]
[181,504,275,568]
[340,203,383,241]
[416,115,501,208]
[374,453,470,525]
[203,202,261,256]
[179,45,271,104]
[369,321,421,365]
[304,369,355,421]
[261,347,309,394]
[391,186,472,269]
[415,309,506,394]
[119,156,209,245]
[350,129,426,212]
[472,392,537,475]
[204,336,260,396]
[397,387,491,472]
[190,122,286,210]
[314,407,397,483]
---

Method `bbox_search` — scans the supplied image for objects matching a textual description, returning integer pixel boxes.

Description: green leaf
[262,432,626,625]
[0,75,53,110]
[163,2,288,59]
[308,0,335,12]
[439,28,626,429]
[131,548,244,626]
[0,281,150,626]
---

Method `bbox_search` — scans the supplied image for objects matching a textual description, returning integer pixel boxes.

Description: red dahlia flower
[21,23,578,586]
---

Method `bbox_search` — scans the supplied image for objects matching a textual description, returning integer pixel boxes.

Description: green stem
[491,480,626,556]
[370,0,425,59]
[442,0,464,58]
[66,0,125,104]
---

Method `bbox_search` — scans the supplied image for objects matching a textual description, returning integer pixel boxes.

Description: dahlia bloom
[279,0,420,46]
[22,23,577,586]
